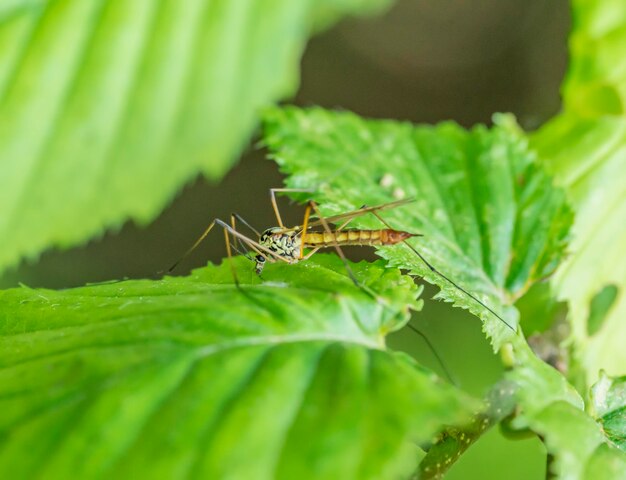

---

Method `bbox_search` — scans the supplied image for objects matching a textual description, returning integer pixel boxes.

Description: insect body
[258,228,300,262]
[303,228,415,248]
[255,227,301,274]
[256,227,416,274]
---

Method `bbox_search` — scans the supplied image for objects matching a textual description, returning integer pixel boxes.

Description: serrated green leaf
[531,0,626,384]
[0,0,390,276]
[263,106,572,350]
[0,255,474,479]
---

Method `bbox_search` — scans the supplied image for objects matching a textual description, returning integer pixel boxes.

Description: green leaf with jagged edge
[263,106,572,350]
[0,254,476,479]
[531,0,626,385]
[0,0,392,277]
[590,372,626,452]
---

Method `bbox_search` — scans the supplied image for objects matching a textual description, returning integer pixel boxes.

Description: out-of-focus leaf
[590,372,626,452]
[524,401,626,480]
[531,0,626,384]
[312,0,391,31]
[264,106,572,350]
[0,0,391,275]
[417,380,518,480]
[0,255,475,479]
[508,343,626,480]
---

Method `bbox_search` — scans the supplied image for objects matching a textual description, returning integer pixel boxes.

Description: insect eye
[255,255,266,263]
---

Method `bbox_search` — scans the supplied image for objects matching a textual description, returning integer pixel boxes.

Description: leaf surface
[264,107,572,350]
[590,372,626,452]
[0,255,472,479]
[501,342,626,480]
[531,0,626,383]
[0,0,391,275]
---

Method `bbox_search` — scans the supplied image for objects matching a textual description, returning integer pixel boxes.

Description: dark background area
[1,1,570,478]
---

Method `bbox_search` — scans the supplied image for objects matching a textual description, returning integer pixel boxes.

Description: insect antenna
[369,211,516,332]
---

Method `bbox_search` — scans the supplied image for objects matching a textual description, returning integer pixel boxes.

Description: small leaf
[590,372,626,452]
[507,343,626,479]
[526,401,626,480]
[263,106,572,350]
[0,255,473,479]
[0,0,391,275]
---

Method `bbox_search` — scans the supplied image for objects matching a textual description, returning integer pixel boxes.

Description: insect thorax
[259,227,301,261]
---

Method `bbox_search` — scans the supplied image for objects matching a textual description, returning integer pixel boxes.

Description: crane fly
[168,188,516,333]
[169,189,417,283]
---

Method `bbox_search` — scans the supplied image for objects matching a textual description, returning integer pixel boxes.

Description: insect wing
[302,197,415,230]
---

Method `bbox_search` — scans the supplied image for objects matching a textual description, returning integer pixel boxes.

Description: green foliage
[563,0,626,117]
[521,401,626,479]
[504,343,626,479]
[0,0,390,276]
[264,106,572,350]
[418,380,519,479]
[262,105,626,477]
[515,1,626,474]
[531,0,626,384]
[2,0,626,476]
[0,256,474,479]
[590,372,626,452]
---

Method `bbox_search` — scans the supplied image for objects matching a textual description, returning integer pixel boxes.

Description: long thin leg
[307,201,383,304]
[369,211,516,332]
[302,247,321,260]
[230,214,254,261]
[232,212,261,237]
[299,203,312,259]
[168,217,291,275]
[298,208,349,261]
[167,220,217,273]
[270,188,314,228]
[223,224,240,286]
[405,322,457,385]
[229,242,252,259]
[299,201,350,261]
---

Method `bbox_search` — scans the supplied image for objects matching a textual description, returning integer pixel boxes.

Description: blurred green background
[0,1,571,478]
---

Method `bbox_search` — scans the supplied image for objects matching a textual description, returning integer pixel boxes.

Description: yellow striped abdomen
[303,229,415,247]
